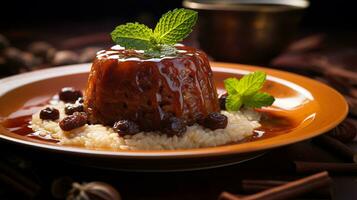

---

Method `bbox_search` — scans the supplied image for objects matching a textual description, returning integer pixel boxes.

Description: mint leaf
[226,93,243,111]
[154,8,198,44]
[111,22,154,50]
[224,71,275,111]
[244,92,275,108]
[237,71,266,96]
[110,8,198,57]
[224,78,240,95]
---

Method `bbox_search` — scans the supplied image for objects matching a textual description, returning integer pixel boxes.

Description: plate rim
[0,62,348,159]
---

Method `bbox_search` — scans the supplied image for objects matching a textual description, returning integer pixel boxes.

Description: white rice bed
[30,101,261,150]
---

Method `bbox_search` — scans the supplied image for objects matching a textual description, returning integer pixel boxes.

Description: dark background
[1,1,357,200]
[2,0,357,66]
[1,0,357,37]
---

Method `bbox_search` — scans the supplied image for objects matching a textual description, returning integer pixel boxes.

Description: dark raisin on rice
[113,120,140,135]
[65,104,84,115]
[39,107,60,121]
[202,112,228,130]
[161,116,187,136]
[59,87,83,103]
[59,112,88,131]
[75,97,84,104]
[218,93,228,110]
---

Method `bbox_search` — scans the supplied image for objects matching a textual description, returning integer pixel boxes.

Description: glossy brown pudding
[84,45,220,131]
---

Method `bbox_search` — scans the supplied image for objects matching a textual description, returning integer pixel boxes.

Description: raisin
[65,104,84,115]
[161,116,187,136]
[219,93,228,110]
[40,107,59,121]
[59,87,83,103]
[59,112,87,131]
[202,112,228,130]
[113,120,140,135]
[75,97,84,104]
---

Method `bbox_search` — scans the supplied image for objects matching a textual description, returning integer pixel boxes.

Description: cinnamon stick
[286,34,325,53]
[271,54,357,85]
[270,53,322,74]
[0,174,37,198]
[242,180,286,191]
[241,179,331,198]
[219,192,243,200]
[345,96,357,116]
[295,161,357,174]
[321,75,351,95]
[218,171,331,200]
[327,118,357,142]
[323,65,357,86]
[350,88,357,99]
[0,162,41,196]
[313,134,357,163]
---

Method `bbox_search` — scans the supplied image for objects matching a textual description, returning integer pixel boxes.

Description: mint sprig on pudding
[110,8,198,57]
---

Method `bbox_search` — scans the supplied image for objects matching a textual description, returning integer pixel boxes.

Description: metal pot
[183,0,309,64]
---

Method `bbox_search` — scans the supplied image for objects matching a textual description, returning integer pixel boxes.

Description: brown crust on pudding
[84,45,220,131]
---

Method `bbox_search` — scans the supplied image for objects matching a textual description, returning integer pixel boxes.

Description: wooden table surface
[0,137,356,200]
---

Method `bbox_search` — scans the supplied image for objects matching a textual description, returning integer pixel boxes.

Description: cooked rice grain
[31,101,260,150]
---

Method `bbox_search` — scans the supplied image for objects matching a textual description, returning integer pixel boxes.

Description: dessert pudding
[85,45,220,132]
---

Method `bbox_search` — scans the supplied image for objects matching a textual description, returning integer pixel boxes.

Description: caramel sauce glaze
[84,45,220,131]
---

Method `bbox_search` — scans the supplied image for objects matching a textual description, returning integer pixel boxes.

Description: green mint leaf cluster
[110,23,153,50]
[110,8,198,57]
[224,71,275,111]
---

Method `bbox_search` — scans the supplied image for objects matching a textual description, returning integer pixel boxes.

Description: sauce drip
[85,45,220,131]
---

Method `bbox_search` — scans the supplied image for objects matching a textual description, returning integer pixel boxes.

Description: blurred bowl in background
[183,0,309,64]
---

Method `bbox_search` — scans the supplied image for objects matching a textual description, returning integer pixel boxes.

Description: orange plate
[0,62,348,171]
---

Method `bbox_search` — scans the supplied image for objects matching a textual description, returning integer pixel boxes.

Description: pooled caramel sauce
[1,97,296,144]
[252,111,296,140]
